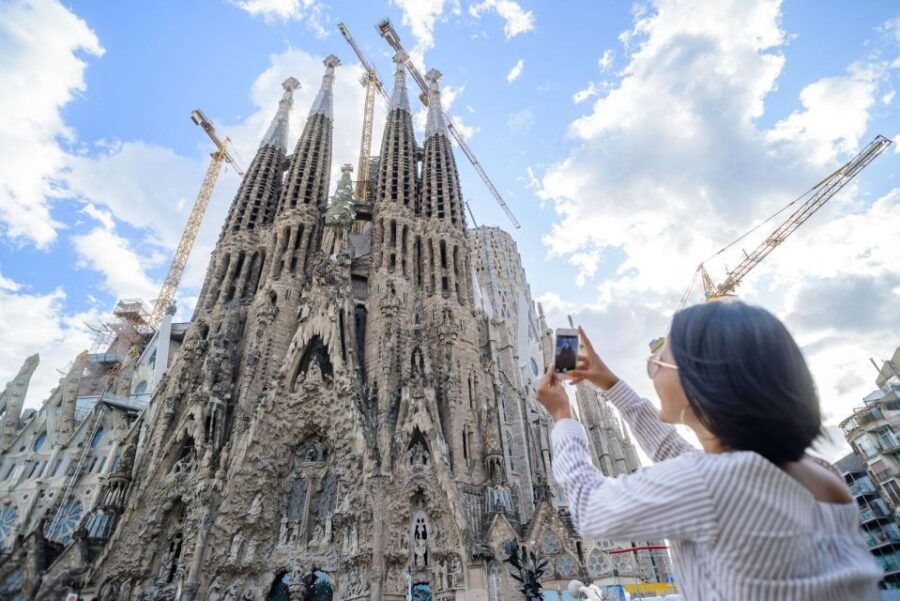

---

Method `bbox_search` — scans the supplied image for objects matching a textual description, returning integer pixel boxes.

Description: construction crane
[696,134,892,300]
[147,110,244,329]
[338,23,388,203]
[376,18,521,229]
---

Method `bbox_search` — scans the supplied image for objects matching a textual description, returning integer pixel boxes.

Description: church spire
[276,56,340,215]
[424,68,450,139]
[389,52,412,113]
[421,69,463,228]
[309,54,340,119]
[260,77,300,151]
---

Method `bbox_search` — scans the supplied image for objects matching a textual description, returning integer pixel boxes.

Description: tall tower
[367,52,422,464]
[195,77,300,319]
[232,57,340,426]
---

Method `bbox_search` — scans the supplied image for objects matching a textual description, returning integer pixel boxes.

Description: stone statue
[228,532,244,563]
[449,554,462,588]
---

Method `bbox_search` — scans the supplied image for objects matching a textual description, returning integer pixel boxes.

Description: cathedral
[0,52,672,601]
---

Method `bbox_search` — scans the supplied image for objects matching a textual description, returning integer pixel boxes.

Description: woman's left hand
[536,365,573,421]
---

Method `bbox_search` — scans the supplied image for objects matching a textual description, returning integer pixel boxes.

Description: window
[91,427,105,448]
[33,432,47,452]
[134,380,148,394]
[50,459,64,478]
[884,480,900,506]
[856,433,879,458]
[0,507,17,550]
[878,428,900,450]
[46,500,82,545]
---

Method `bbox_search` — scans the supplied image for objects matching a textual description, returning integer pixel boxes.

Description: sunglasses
[646,355,678,379]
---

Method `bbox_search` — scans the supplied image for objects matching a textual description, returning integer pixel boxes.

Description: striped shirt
[551,379,882,600]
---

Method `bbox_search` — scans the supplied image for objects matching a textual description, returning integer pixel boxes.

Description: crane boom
[702,134,892,299]
[338,23,387,202]
[377,19,521,229]
[148,112,239,328]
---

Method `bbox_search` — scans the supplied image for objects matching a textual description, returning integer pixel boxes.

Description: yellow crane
[696,134,892,301]
[147,110,244,329]
[338,22,388,204]
[648,134,893,354]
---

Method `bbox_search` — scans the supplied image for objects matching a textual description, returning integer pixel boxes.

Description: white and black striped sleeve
[604,379,696,462]
[552,418,717,543]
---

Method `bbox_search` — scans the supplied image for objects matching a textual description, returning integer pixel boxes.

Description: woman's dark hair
[669,300,821,464]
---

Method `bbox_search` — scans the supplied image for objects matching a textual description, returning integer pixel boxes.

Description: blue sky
[1,0,898,445]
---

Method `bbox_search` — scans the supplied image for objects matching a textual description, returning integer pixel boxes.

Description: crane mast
[376,18,521,229]
[338,23,388,204]
[701,134,892,299]
[147,111,244,328]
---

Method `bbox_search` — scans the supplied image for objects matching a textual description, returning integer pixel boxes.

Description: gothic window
[556,554,576,577]
[541,531,561,555]
[0,506,16,549]
[91,427,105,448]
[588,550,608,576]
[46,499,82,545]
[310,472,337,542]
[286,477,308,522]
[134,380,148,394]
[2,463,14,480]
[33,432,46,452]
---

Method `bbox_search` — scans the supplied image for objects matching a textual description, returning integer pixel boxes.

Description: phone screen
[554,333,578,373]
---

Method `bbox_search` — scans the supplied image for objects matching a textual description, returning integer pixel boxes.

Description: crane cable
[677,173,824,309]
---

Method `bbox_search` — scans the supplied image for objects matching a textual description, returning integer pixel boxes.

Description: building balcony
[850,480,877,496]
[876,552,900,574]
[881,439,900,454]
[866,528,900,550]
[876,468,896,482]
[861,504,892,524]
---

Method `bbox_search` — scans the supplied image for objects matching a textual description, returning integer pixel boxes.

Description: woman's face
[653,341,691,424]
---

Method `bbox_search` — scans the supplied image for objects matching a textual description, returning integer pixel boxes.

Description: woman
[536,301,881,600]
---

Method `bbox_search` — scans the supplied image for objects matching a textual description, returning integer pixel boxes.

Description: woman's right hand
[567,326,620,390]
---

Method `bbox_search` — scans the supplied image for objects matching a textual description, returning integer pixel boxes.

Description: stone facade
[0,53,673,601]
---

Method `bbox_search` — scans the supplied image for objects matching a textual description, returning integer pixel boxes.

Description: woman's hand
[567,326,620,390]
[536,364,573,421]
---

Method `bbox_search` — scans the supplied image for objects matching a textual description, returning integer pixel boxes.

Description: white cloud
[506,58,525,83]
[0,0,103,248]
[231,0,329,37]
[573,81,600,104]
[71,208,160,302]
[882,90,896,105]
[0,270,98,411]
[469,0,535,39]
[767,62,882,164]
[390,0,461,66]
[598,49,614,71]
[507,107,534,132]
[535,0,900,450]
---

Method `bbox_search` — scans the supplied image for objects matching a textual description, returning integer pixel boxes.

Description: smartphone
[554,328,579,373]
